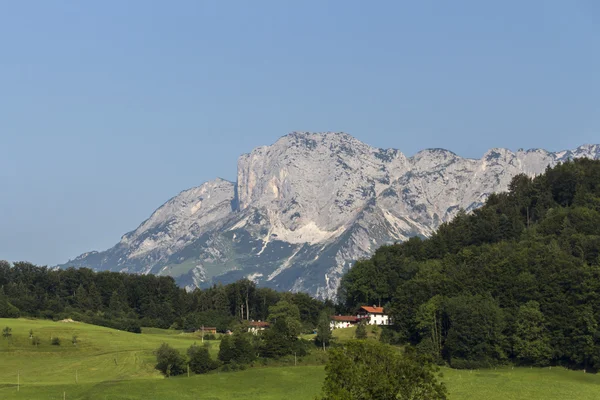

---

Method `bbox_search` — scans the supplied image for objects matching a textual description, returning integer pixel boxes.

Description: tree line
[340,159,600,370]
[0,262,332,333]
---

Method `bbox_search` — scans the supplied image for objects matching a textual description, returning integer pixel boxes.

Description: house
[330,315,359,329]
[357,306,390,326]
[248,320,270,334]
[196,326,217,335]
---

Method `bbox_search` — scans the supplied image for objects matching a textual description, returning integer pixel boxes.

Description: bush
[0,298,20,318]
[188,343,218,374]
[320,340,446,400]
[379,327,404,345]
[51,337,61,346]
[355,322,367,339]
[155,343,187,377]
[203,333,216,340]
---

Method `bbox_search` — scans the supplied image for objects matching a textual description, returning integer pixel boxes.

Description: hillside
[59,132,600,298]
[341,158,600,370]
[2,319,600,399]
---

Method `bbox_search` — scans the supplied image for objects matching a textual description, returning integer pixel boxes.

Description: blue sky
[1,1,599,265]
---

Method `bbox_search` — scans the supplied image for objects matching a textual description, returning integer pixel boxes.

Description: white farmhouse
[248,320,270,335]
[330,315,359,329]
[357,306,390,326]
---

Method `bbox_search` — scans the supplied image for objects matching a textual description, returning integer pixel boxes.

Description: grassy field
[1,318,600,399]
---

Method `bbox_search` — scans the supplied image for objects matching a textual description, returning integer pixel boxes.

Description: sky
[1,0,599,266]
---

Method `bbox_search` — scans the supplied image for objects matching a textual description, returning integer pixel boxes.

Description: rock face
[60,133,600,298]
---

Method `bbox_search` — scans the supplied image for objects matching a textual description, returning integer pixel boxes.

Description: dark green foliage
[320,340,447,400]
[339,160,600,370]
[513,301,552,366]
[218,333,256,365]
[444,295,505,367]
[262,317,304,358]
[218,335,235,363]
[0,288,20,318]
[187,343,218,374]
[0,261,328,334]
[2,326,11,340]
[355,322,367,339]
[51,337,61,346]
[315,311,333,349]
[155,343,187,377]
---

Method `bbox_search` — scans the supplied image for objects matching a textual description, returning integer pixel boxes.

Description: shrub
[51,337,61,346]
[155,343,187,377]
[188,343,218,374]
[355,322,367,339]
[320,340,447,400]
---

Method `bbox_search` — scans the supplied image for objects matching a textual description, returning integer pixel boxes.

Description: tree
[267,300,302,337]
[109,290,123,314]
[218,335,235,364]
[444,295,505,367]
[155,343,187,377]
[187,343,217,374]
[72,335,78,347]
[29,329,33,339]
[320,340,446,400]
[316,311,333,350]
[262,318,300,358]
[218,333,256,365]
[32,336,41,347]
[416,295,444,362]
[74,284,88,309]
[0,289,20,318]
[51,337,61,346]
[232,332,256,364]
[355,322,367,339]
[2,326,12,347]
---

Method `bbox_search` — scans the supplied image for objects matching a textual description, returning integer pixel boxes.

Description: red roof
[331,315,359,322]
[249,321,270,327]
[359,306,385,314]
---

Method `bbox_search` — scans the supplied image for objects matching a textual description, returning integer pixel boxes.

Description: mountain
[59,132,600,298]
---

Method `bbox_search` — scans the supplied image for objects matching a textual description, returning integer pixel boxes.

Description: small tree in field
[155,343,187,377]
[188,343,217,374]
[72,335,78,347]
[32,336,41,347]
[2,326,12,348]
[316,311,333,350]
[355,322,367,339]
[51,337,61,346]
[29,329,34,339]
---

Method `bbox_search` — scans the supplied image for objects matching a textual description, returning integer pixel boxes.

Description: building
[197,326,217,335]
[330,315,359,329]
[248,320,270,334]
[357,306,390,326]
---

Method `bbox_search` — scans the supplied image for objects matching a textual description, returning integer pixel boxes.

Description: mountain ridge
[59,132,600,298]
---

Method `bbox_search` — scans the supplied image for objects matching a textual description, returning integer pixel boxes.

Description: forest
[0,262,331,334]
[339,158,600,370]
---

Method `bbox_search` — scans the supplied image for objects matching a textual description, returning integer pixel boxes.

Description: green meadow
[1,318,600,400]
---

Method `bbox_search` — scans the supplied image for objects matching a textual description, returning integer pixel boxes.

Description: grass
[2,318,600,399]
[441,366,600,400]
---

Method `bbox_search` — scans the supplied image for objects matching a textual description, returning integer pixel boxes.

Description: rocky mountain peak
[60,133,600,299]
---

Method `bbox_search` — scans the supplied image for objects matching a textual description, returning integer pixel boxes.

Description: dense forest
[0,262,330,333]
[340,159,600,370]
